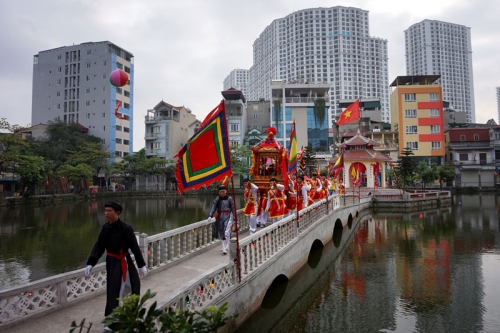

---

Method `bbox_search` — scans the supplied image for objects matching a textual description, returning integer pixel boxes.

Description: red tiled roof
[344,149,391,162]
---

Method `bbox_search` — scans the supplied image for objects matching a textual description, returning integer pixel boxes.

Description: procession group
[242,173,345,234]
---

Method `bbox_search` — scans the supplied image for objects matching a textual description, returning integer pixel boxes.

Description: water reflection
[237,194,500,333]
[0,195,245,289]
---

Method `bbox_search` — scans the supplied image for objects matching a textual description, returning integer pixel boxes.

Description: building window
[406,141,418,150]
[56,79,61,84]
[459,153,468,161]
[124,103,130,109]
[474,134,479,141]
[404,93,416,102]
[116,138,122,144]
[460,134,465,141]
[86,88,90,93]
[230,140,239,146]
[253,114,258,119]
[102,112,106,117]
[430,108,439,117]
[123,140,130,145]
[153,142,161,149]
[86,63,91,68]
[429,92,439,101]
[56,103,61,109]
[124,127,129,133]
[86,75,91,81]
[85,101,90,106]
[117,62,124,70]
[103,74,107,79]
[430,125,440,134]
[116,125,122,131]
[87,50,91,55]
[102,125,106,131]
[405,125,418,134]
[56,91,61,97]
[58,67,62,72]
[86,113,90,119]
[102,100,106,105]
[103,86,106,91]
[404,109,417,118]
[116,87,122,94]
[153,126,161,133]
[431,141,441,150]
[230,123,239,132]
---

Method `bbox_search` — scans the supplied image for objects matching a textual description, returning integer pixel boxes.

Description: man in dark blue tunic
[84,201,147,324]
[208,185,234,255]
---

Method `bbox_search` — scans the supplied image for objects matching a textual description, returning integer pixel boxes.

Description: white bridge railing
[0,195,365,327]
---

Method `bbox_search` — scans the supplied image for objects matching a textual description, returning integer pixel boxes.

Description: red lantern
[110,69,129,87]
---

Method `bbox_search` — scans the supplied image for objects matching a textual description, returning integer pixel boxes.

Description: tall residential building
[496,87,500,124]
[222,88,247,146]
[223,69,249,99]
[145,101,200,160]
[390,75,445,164]
[248,6,389,126]
[405,20,475,123]
[32,41,134,158]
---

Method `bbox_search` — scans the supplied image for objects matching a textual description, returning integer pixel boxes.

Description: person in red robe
[243,178,259,234]
[265,177,286,223]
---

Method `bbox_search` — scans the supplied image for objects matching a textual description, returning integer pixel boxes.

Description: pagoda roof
[341,130,380,147]
[344,149,391,162]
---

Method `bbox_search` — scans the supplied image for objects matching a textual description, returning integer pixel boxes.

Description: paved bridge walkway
[6,230,251,333]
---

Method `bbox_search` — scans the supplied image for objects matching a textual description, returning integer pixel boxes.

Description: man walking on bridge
[84,200,147,330]
[208,185,235,255]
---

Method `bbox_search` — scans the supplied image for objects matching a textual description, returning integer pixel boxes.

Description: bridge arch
[307,239,324,268]
[261,274,289,309]
[347,213,354,229]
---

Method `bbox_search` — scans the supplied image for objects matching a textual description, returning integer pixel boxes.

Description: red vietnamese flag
[337,99,360,125]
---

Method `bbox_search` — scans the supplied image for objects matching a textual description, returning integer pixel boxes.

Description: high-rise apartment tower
[405,20,475,123]
[247,6,389,125]
[32,41,134,159]
[223,69,249,99]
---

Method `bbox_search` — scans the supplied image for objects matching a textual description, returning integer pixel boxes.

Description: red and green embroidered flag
[175,100,232,194]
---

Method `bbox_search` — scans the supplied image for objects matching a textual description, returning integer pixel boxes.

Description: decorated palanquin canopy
[249,127,289,192]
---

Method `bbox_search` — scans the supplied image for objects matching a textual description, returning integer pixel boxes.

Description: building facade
[248,6,389,126]
[222,88,247,146]
[32,41,134,159]
[223,69,249,99]
[405,20,475,123]
[444,127,496,186]
[246,100,271,134]
[270,81,330,156]
[390,75,445,163]
[145,101,199,159]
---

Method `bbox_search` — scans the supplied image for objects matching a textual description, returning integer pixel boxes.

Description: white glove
[138,266,147,278]
[207,217,212,223]
[84,265,93,277]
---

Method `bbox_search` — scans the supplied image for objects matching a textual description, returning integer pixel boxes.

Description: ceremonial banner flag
[175,100,232,194]
[337,99,360,125]
[288,120,298,174]
[331,151,344,176]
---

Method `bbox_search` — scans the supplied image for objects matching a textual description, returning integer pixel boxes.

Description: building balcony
[449,141,491,148]
[273,97,330,105]
[145,133,159,140]
[448,159,495,166]
[144,115,179,123]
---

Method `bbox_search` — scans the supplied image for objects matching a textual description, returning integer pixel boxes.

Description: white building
[223,69,249,99]
[32,41,134,159]
[496,87,500,124]
[247,6,389,126]
[405,20,475,123]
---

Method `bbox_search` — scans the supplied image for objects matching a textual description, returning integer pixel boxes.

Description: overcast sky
[1,0,499,151]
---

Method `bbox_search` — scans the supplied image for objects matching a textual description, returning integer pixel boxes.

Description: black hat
[218,185,228,190]
[297,175,304,181]
[105,201,123,213]
[243,178,250,183]
[269,177,277,182]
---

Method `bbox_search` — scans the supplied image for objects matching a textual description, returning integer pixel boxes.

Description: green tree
[230,144,251,176]
[313,98,326,127]
[414,161,439,189]
[302,145,317,176]
[395,148,415,189]
[437,165,456,188]
[16,155,51,193]
[57,163,94,188]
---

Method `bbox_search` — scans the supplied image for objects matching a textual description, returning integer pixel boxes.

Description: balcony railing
[448,159,494,166]
[273,97,330,104]
[449,141,491,147]
[144,115,179,123]
[145,133,159,139]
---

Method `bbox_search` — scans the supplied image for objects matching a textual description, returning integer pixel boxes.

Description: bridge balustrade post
[229,237,237,264]
[139,233,149,268]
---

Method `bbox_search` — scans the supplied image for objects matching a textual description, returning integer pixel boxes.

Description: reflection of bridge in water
[1,189,450,332]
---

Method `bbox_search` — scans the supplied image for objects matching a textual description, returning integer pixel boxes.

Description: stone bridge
[1,190,447,332]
